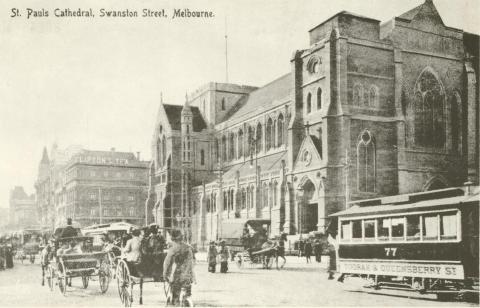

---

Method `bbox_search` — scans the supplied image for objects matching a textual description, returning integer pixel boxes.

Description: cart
[47,236,110,296]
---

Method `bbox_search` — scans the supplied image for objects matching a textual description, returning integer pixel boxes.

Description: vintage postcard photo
[0,0,478,307]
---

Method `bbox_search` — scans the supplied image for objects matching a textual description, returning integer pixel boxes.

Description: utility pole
[224,16,229,83]
[344,148,350,209]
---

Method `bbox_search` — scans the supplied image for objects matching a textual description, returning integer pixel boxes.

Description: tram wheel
[81,275,89,289]
[116,260,132,307]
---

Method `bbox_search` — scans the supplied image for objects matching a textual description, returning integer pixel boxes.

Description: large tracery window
[357,130,376,192]
[413,68,446,148]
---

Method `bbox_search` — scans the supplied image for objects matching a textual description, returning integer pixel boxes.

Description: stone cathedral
[147,0,479,245]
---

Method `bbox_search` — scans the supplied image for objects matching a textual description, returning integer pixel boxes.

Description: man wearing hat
[163,229,195,305]
[207,241,217,273]
[218,240,229,273]
[60,218,78,238]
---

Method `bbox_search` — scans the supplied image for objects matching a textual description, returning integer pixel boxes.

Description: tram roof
[330,190,479,218]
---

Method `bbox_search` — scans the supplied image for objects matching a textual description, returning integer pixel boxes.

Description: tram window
[391,217,405,240]
[377,218,390,241]
[440,212,457,240]
[423,215,439,240]
[341,221,351,240]
[364,219,375,239]
[406,215,420,240]
[352,220,362,240]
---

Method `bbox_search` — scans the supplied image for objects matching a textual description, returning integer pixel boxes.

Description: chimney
[136,152,141,160]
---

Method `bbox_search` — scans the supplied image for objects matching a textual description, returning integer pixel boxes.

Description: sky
[0,0,478,208]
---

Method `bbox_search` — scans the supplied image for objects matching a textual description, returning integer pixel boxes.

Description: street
[0,256,477,307]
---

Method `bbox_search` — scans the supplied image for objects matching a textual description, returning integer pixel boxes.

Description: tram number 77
[384,247,397,257]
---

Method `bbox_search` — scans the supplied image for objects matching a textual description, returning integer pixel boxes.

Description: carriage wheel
[47,266,54,291]
[82,275,89,289]
[108,252,117,279]
[116,260,133,307]
[57,264,67,296]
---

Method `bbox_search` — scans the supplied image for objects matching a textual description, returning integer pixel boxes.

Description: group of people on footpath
[0,237,14,270]
[298,238,324,263]
[206,240,230,273]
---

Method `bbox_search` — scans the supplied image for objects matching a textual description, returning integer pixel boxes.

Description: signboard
[74,155,129,165]
[338,260,465,280]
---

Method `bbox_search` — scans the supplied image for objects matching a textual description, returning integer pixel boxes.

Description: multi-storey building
[149,0,478,245]
[36,145,149,228]
[9,186,37,228]
[55,149,149,227]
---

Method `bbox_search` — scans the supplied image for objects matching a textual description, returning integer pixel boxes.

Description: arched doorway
[300,179,318,233]
[424,177,448,191]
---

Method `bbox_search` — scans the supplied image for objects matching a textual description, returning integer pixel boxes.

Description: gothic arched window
[206,197,211,213]
[215,138,219,163]
[229,132,236,160]
[266,118,273,151]
[162,136,166,166]
[413,68,446,148]
[241,188,246,209]
[200,149,205,165]
[368,86,378,106]
[451,92,462,153]
[247,126,254,155]
[221,98,226,111]
[277,114,284,147]
[156,138,161,167]
[256,122,263,154]
[273,181,278,207]
[353,84,363,106]
[238,129,244,158]
[317,88,322,109]
[221,135,227,162]
[223,192,228,211]
[357,130,376,192]
[306,93,312,113]
[262,183,268,208]
[212,193,217,212]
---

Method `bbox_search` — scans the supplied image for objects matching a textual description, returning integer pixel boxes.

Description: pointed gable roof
[293,135,323,171]
[40,147,49,164]
[163,104,207,132]
[397,0,444,26]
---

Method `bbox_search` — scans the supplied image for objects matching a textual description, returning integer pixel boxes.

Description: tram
[331,186,479,301]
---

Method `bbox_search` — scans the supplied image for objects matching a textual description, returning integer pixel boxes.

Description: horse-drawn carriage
[14,228,43,264]
[116,226,170,307]
[44,230,110,296]
[221,219,279,269]
[82,222,140,278]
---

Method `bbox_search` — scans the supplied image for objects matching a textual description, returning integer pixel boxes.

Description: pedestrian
[207,241,217,273]
[327,234,337,280]
[5,238,14,269]
[304,240,312,263]
[163,229,195,306]
[314,239,322,263]
[298,240,304,257]
[148,225,166,282]
[40,242,52,286]
[218,240,229,273]
[276,233,287,269]
[0,239,5,270]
